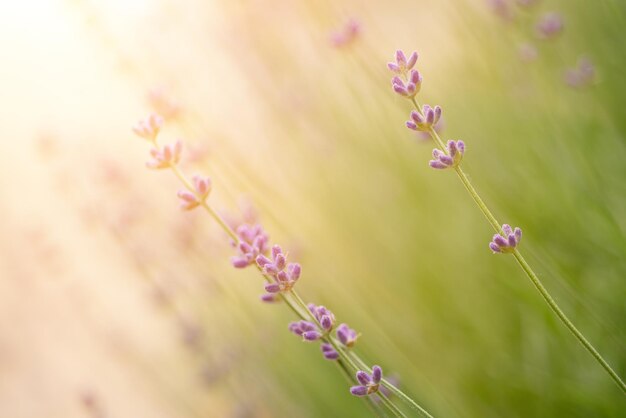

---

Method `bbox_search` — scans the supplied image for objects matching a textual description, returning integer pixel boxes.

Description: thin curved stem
[407,98,626,393]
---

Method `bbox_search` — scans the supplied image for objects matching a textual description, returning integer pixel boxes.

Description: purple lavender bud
[448,140,458,157]
[256,254,271,268]
[260,293,280,303]
[432,149,444,159]
[356,371,371,386]
[425,109,435,125]
[406,83,416,95]
[489,242,502,253]
[274,254,286,271]
[410,110,423,124]
[303,330,322,341]
[457,140,466,154]
[337,325,349,345]
[371,366,383,384]
[232,256,250,268]
[276,271,288,283]
[392,76,404,87]
[393,84,408,96]
[440,155,454,166]
[350,386,369,397]
[395,50,407,67]
[321,343,339,360]
[507,234,517,247]
[502,224,513,236]
[271,245,282,258]
[514,227,522,243]
[494,235,508,247]
[387,62,400,73]
[406,52,418,70]
[321,315,333,331]
[409,69,421,85]
[288,263,301,280]
[429,160,447,169]
[434,105,442,123]
[264,283,281,293]
[406,121,418,130]
[289,322,303,336]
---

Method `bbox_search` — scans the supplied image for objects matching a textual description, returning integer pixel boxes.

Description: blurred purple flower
[536,12,564,40]
[489,224,522,253]
[350,365,383,397]
[429,140,465,169]
[488,0,515,22]
[231,224,269,268]
[565,57,595,89]
[330,18,361,48]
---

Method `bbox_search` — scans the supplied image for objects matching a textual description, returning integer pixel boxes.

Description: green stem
[407,98,626,393]
[512,250,626,392]
[378,392,408,418]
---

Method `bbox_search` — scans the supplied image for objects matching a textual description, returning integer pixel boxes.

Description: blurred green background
[1,0,624,417]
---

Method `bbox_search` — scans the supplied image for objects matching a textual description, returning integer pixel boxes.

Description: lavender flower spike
[387,50,418,75]
[320,343,339,360]
[350,365,383,397]
[429,140,465,170]
[308,304,335,332]
[406,105,442,132]
[336,323,359,348]
[231,224,269,269]
[489,224,523,254]
[257,245,301,298]
[288,320,322,342]
[536,12,564,40]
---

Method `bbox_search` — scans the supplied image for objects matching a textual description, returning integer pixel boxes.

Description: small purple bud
[406,52,418,70]
[350,386,369,397]
[514,227,522,243]
[288,263,301,279]
[406,83,416,95]
[256,254,271,267]
[429,160,447,169]
[391,76,405,88]
[494,235,508,247]
[393,84,408,96]
[434,106,442,123]
[356,371,371,386]
[371,366,382,383]
[440,155,454,166]
[489,242,501,253]
[406,121,418,130]
[271,245,282,259]
[275,254,286,270]
[507,234,517,247]
[264,283,281,293]
[457,140,465,154]
[387,62,400,73]
[303,331,322,341]
[409,69,420,84]
[260,293,280,303]
[321,315,333,331]
[395,50,407,67]
[232,256,250,268]
[502,224,513,236]
[448,140,458,157]
[410,110,423,124]
[425,108,435,125]
[337,326,349,345]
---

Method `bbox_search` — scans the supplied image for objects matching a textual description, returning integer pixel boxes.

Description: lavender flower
[146,141,182,169]
[308,304,335,332]
[321,343,339,360]
[133,113,163,142]
[330,18,361,48]
[391,70,422,98]
[536,12,564,40]
[406,105,442,132]
[350,366,383,397]
[336,323,358,348]
[257,245,301,297]
[387,50,418,75]
[564,57,595,89]
[231,224,269,268]
[489,224,522,253]
[177,175,212,210]
[288,320,322,342]
[429,140,465,169]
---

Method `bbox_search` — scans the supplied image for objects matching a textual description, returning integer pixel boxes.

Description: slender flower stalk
[388,50,626,393]
[133,114,435,417]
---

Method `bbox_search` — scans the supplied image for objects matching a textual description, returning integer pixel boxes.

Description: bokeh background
[0,0,624,417]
